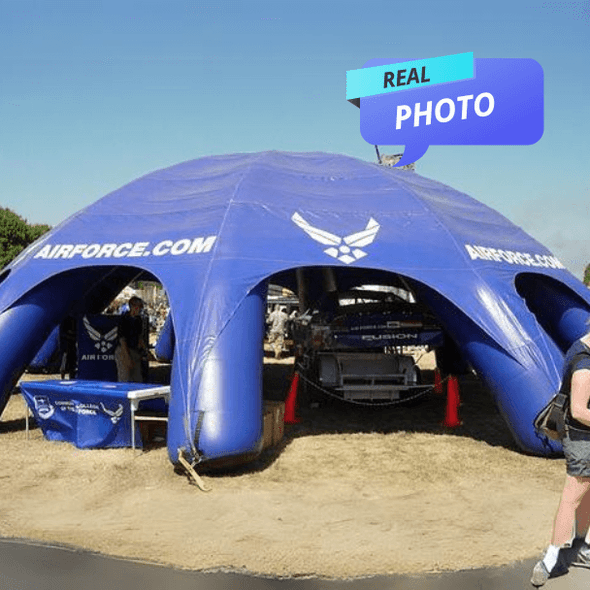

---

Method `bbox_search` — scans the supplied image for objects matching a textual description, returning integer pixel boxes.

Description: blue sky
[1,0,588,277]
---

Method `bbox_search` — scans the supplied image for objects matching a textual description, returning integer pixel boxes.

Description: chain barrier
[294,360,450,407]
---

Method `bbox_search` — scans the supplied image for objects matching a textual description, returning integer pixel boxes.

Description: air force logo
[100,402,124,424]
[33,395,55,420]
[291,212,380,264]
[83,316,118,353]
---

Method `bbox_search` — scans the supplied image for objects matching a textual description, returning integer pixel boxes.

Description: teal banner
[346,52,474,100]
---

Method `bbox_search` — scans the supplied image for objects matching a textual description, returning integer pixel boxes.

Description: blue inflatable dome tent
[1,151,589,466]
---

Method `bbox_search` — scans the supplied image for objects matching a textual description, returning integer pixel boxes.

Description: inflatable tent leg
[0,273,86,418]
[28,325,61,373]
[167,282,268,467]
[516,275,590,352]
[154,312,174,362]
[413,283,566,456]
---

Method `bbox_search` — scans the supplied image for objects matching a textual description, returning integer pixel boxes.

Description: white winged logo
[83,316,118,353]
[100,402,124,424]
[33,395,55,420]
[291,212,380,264]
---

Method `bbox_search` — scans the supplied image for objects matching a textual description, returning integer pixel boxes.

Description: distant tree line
[0,208,51,269]
[585,264,590,286]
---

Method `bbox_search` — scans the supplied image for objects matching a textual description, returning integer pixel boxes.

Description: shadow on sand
[204,359,527,477]
[8,359,533,476]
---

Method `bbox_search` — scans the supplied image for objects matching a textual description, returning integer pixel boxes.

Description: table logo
[100,402,124,424]
[33,395,55,420]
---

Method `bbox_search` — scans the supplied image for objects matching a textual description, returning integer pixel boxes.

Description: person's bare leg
[533,475,590,585]
[551,475,590,546]
[576,489,590,540]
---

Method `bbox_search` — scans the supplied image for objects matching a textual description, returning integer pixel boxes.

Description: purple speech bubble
[357,58,544,167]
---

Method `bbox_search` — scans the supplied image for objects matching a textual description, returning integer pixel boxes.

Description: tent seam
[371,166,537,359]
[179,153,268,454]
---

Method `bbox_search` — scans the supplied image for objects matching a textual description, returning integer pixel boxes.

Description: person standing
[267,305,289,359]
[114,296,146,382]
[531,329,590,586]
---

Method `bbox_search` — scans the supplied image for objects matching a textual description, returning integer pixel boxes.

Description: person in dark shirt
[114,296,146,382]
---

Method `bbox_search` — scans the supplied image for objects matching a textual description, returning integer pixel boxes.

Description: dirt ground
[0,352,567,579]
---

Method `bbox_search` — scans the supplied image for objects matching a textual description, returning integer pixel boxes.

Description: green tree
[584,263,590,286]
[0,208,51,268]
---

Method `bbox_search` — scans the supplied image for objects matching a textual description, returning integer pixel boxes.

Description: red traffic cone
[434,368,443,394]
[284,371,301,424]
[442,375,461,428]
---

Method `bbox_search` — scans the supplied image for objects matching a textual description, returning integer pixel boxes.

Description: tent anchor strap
[177,450,211,492]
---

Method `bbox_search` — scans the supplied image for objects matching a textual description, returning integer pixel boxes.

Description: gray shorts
[563,425,590,478]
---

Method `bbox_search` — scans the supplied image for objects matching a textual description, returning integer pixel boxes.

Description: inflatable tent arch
[1,151,590,466]
[0,264,161,413]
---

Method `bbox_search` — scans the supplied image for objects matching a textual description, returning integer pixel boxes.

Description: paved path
[1,538,590,590]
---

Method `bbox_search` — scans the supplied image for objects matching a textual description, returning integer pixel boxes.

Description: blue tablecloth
[20,380,167,449]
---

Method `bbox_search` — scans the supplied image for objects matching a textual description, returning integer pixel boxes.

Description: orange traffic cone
[442,375,461,428]
[284,371,301,424]
[434,368,443,394]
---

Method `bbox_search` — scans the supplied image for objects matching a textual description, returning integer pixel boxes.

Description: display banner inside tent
[76,315,120,381]
[1,151,590,465]
[75,314,150,382]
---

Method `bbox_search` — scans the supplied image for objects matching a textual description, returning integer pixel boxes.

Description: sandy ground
[0,352,567,579]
